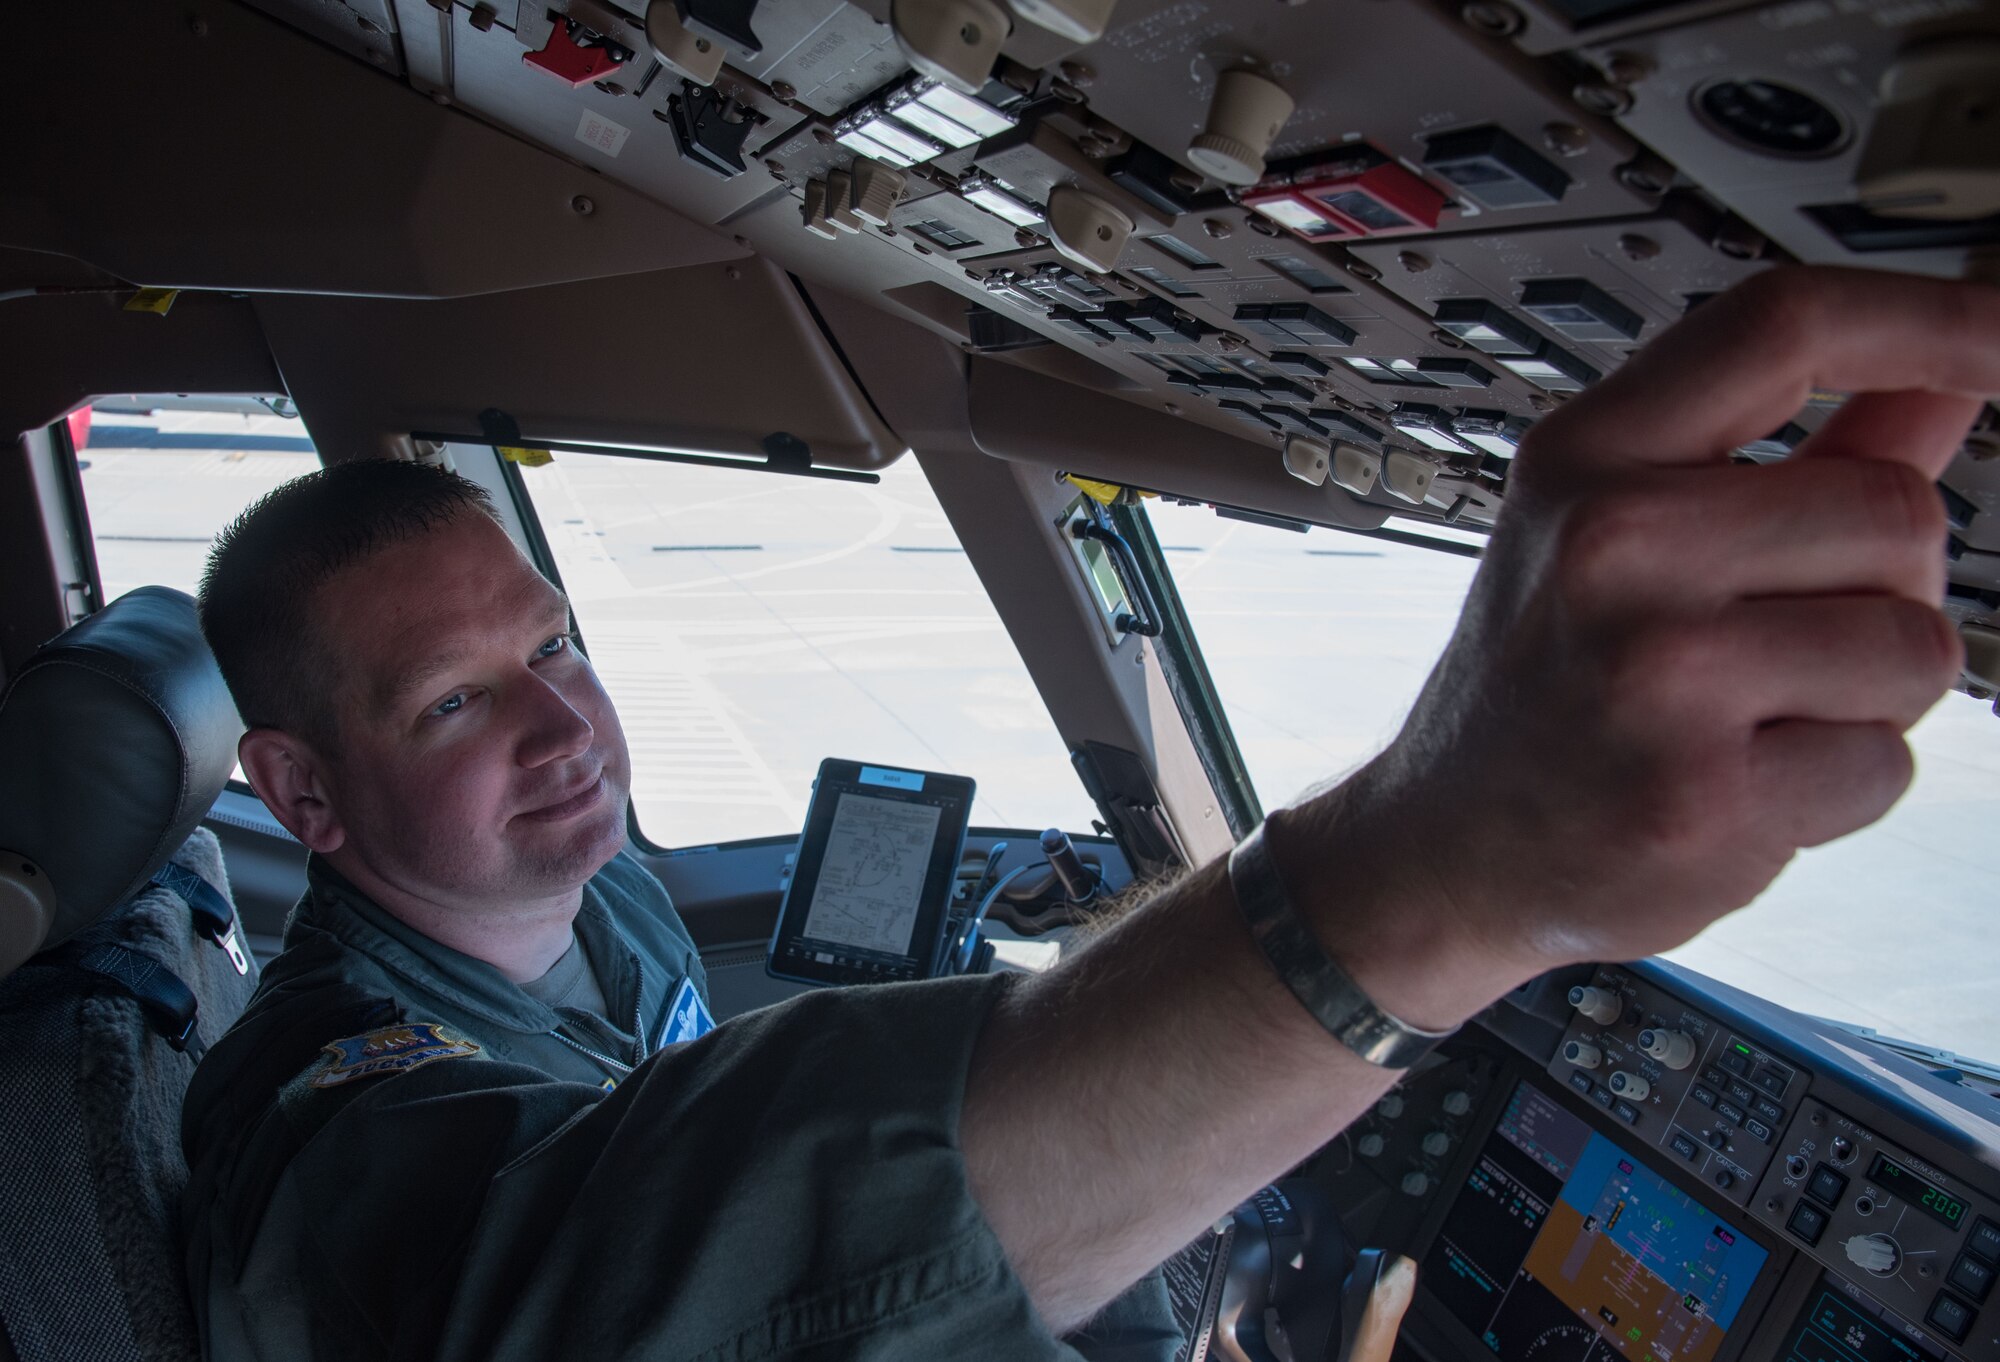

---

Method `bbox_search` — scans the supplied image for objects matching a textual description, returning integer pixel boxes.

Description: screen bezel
[1406,1063,1787,1362]
[765,758,975,988]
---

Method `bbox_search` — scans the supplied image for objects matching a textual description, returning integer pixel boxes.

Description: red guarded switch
[523,17,629,88]
[1244,146,1448,242]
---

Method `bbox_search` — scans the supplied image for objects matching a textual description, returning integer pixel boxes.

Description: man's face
[308,511,631,908]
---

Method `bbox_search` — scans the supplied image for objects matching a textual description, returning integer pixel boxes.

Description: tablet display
[766,760,975,987]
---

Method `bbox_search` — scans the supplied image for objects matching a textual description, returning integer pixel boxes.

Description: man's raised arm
[960,266,2000,1334]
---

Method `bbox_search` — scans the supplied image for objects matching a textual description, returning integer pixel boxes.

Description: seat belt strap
[151,862,250,976]
[39,941,203,1060]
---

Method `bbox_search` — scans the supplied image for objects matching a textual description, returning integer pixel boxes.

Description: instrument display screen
[1424,1077,1770,1362]
[1777,1272,1950,1362]
[1868,1153,1969,1231]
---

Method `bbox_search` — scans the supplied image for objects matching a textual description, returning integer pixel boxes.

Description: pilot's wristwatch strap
[1227,821,1456,1069]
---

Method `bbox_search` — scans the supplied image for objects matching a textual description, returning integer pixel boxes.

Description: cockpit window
[1142,499,2000,1065]
[70,395,318,607]
[511,449,1099,847]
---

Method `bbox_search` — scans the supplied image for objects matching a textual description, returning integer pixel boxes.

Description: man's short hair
[198,459,501,744]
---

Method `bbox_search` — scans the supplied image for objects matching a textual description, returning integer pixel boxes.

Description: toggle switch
[893,0,1011,94]
[850,158,908,226]
[1330,443,1381,498]
[1009,0,1117,43]
[1381,451,1439,505]
[1283,434,1331,486]
[1046,186,1133,274]
[644,0,724,85]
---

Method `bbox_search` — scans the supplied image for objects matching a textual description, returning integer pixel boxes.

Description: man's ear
[238,729,346,854]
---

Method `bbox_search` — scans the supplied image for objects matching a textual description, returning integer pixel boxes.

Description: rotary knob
[1422,1131,1452,1158]
[1569,985,1622,1025]
[1401,1171,1430,1197]
[1563,1040,1604,1070]
[1186,69,1295,186]
[1608,1071,1650,1102]
[1638,1028,1697,1070]
[1376,1094,1405,1120]
[1845,1233,1902,1276]
[1442,1089,1473,1117]
[1357,1133,1386,1158]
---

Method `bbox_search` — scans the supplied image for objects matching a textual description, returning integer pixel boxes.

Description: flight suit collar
[294,854,650,1044]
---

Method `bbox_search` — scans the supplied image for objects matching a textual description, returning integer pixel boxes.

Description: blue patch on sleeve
[657,975,716,1050]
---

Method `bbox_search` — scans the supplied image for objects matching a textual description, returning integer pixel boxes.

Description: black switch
[1940,482,1978,530]
[1423,125,1571,210]
[1233,303,1300,346]
[1949,1253,1995,1303]
[1047,306,1118,343]
[1310,409,1386,448]
[1262,406,1327,436]
[1788,1200,1829,1245]
[678,0,763,54]
[1269,351,1331,378]
[1753,1068,1789,1099]
[1416,356,1495,388]
[1753,1096,1785,1125]
[1519,278,1645,343]
[1217,400,1277,429]
[1741,1117,1773,1144]
[1614,1100,1641,1125]
[1715,1099,1746,1126]
[1267,302,1357,348]
[1727,1079,1756,1106]
[1720,1050,1752,1077]
[1570,1070,1596,1096]
[1927,1291,1974,1343]
[1970,1218,2000,1265]
[1434,298,1541,355]
[1690,1083,1718,1108]
[1590,1085,1614,1110]
[1740,423,1808,461]
[1670,1132,1699,1161]
[1807,1163,1849,1207]
[665,81,761,178]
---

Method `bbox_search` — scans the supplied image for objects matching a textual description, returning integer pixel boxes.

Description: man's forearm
[960,776,1520,1334]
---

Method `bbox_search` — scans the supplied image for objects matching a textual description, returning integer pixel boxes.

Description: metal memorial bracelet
[1226,821,1457,1069]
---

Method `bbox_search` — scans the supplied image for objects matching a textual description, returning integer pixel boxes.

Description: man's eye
[537,634,571,659]
[431,693,467,718]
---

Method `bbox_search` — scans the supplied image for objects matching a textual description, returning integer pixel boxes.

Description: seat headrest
[0,586,243,976]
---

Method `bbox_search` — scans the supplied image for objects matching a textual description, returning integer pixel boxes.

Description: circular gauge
[1693,79,1849,158]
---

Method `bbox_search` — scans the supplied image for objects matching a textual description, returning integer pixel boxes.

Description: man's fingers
[1674,596,1964,729]
[1557,459,1949,607]
[1524,268,2000,472]
[1746,719,1914,850]
[1788,389,1989,480]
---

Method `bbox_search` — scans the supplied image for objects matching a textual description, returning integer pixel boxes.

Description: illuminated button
[1720,1049,1752,1077]
[1423,125,1571,210]
[1569,1070,1596,1097]
[1614,1100,1641,1125]
[1970,1218,2000,1264]
[1670,1132,1699,1161]
[1742,1117,1774,1144]
[1927,1291,1974,1343]
[1949,1253,1995,1303]
[1519,277,1645,344]
[1788,1200,1830,1246]
[1808,1164,1850,1207]
[1433,298,1541,356]
[1753,1096,1786,1125]
[1690,1083,1718,1108]
[1714,1099,1746,1126]
[1495,340,1598,393]
[1726,1079,1756,1106]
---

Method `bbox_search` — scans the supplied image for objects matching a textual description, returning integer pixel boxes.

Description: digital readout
[1868,1153,1968,1230]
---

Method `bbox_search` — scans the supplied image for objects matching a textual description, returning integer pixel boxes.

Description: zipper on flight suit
[546,956,647,1080]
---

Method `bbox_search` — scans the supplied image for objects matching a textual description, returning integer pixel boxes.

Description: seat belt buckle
[207,920,251,976]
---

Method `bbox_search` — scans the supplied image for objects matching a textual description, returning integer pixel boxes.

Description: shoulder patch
[311,1022,481,1088]
[657,976,716,1050]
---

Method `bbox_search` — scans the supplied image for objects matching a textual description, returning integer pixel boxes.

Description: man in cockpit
[180,267,1996,1360]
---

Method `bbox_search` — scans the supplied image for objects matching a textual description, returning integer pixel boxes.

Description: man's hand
[962,267,1999,1335]
[1308,266,1993,1031]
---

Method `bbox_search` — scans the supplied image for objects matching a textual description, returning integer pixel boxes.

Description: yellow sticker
[124,288,179,315]
[498,445,553,467]
[1064,475,1124,505]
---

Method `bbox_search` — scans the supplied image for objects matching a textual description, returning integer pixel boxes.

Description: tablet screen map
[1425,1079,1768,1362]
[801,793,942,959]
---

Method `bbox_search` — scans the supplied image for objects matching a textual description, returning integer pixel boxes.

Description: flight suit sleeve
[205,972,1181,1362]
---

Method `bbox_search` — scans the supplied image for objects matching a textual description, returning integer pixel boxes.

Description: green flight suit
[180,851,1183,1361]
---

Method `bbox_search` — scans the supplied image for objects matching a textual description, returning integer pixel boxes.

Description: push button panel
[1756,1096,2000,1358]
[1546,968,1805,1208]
